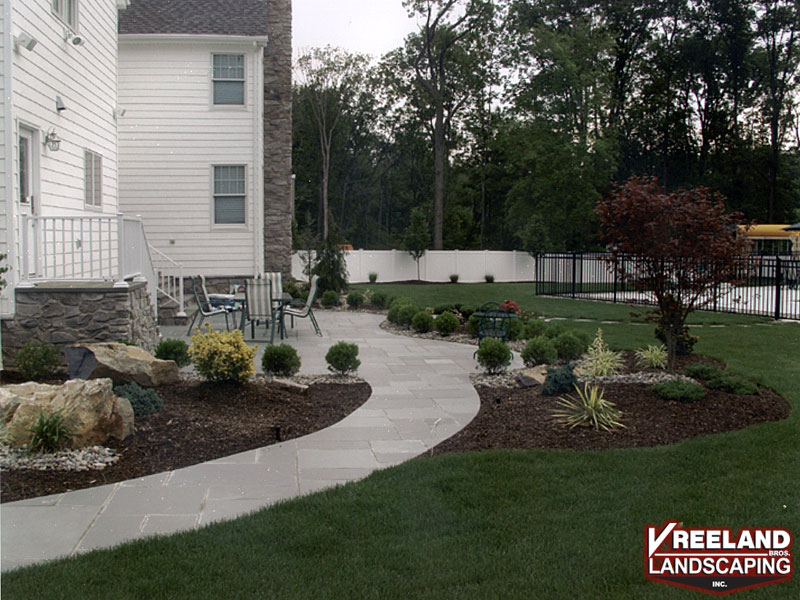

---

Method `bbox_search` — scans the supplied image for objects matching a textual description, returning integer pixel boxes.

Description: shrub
[485,274,495,283]
[261,344,301,377]
[466,314,480,337]
[320,290,341,308]
[368,272,378,283]
[155,339,190,367]
[435,311,460,336]
[653,380,706,402]
[370,290,389,308]
[15,342,62,381]
[189,326,256,384]
[326,342,361,375]
[543,322,567,339]
[450,274,459,283]
[476,338,512,375]
[412,311,435,333]
[521,336,557,367]
[459,305,476,320]
[685,363,724,381]
[27,410,74,453]
[284,278,301,298]
[553,383,624,431]
[115,382,164,418]
[542,365,578,396]
[707,374,759,395]
[387,298,419,326]
[655,325,698,356]
[312,238,348,293]
[433,304,455,315]
[346,291,365,309]
[553,332,586,361]
[585,329,623,377]
[524,319,547,339]
[635,344,668,370]
[507,318,524,341]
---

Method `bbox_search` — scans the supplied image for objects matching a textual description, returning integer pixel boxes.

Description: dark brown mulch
[429,355,790,456]
[1,380,371,504]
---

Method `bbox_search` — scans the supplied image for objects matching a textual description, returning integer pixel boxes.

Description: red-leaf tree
[595,176,751,369]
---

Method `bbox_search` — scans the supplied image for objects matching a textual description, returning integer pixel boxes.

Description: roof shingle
[119,0,269,37]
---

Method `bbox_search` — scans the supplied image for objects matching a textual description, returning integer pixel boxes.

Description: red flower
[500,300,521,314]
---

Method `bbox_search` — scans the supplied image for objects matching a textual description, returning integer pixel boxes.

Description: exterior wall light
[44,129,62,152]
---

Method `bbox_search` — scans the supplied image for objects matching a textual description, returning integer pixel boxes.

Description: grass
[3,293,798,599]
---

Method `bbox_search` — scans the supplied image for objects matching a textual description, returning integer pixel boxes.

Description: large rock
[65,342,179,387]
[0,379,134,449]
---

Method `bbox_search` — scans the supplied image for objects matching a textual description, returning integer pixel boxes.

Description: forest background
[292,0,800,253]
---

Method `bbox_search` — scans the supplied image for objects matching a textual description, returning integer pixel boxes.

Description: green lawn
[3,293,798,599]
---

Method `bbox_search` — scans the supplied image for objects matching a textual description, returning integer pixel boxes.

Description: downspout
[1,0,17,368]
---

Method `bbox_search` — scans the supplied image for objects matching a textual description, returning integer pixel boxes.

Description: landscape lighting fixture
[64,31,86,46]
[44,129,62,152]
[56,96,67,112]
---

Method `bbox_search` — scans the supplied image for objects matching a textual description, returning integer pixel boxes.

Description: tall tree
[402,0,495,249]
[295,47,370,240]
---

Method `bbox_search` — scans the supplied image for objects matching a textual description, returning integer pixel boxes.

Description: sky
[292,0,420,59]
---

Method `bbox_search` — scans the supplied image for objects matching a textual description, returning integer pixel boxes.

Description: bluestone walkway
[1,311,521,571]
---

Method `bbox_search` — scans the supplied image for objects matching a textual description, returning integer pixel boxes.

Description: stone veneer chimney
[263,0,293,276]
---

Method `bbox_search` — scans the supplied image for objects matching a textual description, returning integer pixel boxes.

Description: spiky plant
[552,383,625,432]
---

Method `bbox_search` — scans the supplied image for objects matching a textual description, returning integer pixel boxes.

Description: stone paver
[1,311,521,571]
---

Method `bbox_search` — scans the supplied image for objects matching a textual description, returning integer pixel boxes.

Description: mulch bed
[1,380,371,504]
[429,354,790,455]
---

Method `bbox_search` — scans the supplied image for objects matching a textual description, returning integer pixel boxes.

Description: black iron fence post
[775,256,782,320]
[571,253,577,299]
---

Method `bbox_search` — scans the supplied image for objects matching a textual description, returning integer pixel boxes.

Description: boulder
[0,379,134,449]
[65,342,179,387]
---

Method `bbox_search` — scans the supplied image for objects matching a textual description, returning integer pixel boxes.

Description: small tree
[312,237,348,293]
[517,215,552,256]
[403,208,429,281]
[596,176,751,369]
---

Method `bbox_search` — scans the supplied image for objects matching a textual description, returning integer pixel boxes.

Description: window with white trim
[212,54,245,105]
[213,165,246,224]
[84,150,102,208]
[52,0,78,29]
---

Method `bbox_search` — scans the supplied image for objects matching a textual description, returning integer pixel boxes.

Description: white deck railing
[20,214,185,318]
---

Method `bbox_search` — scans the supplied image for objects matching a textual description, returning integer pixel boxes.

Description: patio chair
[284,275,322,337]
[187,276,234,335]
[242,277,272,338]
[200,274,237,310]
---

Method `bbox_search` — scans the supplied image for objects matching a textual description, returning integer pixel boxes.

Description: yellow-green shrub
[188,326,256,383]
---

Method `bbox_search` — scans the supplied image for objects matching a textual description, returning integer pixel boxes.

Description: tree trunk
[321,146,330,240]
[433,105,446,250]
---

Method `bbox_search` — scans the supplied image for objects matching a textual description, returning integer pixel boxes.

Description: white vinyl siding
[52,0,78,30]
[84,149,102,207]
[118,39,264,276]
[212,53,245,106]
[213,165,245,224]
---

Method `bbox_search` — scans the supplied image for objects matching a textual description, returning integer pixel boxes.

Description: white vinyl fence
[292,249,537,283]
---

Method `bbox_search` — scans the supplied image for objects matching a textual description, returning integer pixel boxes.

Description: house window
[212,54,245,105]
[52,0,77,29]
[84,150,102,208]
[213,165,246,224]
[19,136,30,204]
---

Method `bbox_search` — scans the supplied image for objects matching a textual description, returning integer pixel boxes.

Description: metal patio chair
[187,276,234,335]
[283,275,322,337]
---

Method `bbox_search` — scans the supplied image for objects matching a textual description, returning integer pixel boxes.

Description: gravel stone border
[0,445,119,472]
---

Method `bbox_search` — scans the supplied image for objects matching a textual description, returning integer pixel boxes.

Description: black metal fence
[535,253,800,320]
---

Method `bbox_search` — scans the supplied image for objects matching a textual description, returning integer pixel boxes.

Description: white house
[0,0,127,318]
[117,0,293,280]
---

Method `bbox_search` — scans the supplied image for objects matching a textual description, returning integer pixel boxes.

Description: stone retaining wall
[1,282,158,370]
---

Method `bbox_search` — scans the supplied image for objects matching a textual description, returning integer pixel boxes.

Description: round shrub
[320,290,341,308]
[543,322,567,339]
[412,311,435,333]
[368,272,378,283]
[370,290,389,308]
[553,332,586,361]
[188,327,256,384]
[459,305,476,320]
[346,291,365,309]
[652,380,706,402]
[15,342,62,381]
[261,344,301,377]
[387,298,419,326]
[115,382,164,417]
[466,314,480,337]
[524,319,547,339]
[521,336,558,367]
[450,274,459,283]
[485,274,495,283]
[433,304,455,315]
[435,311,460,336]
[476,338,512,375]
[707,374,759,395]
[325,342,361,375]
[542,365,578,396]
[685,363,724,381]
[155,338,190,367]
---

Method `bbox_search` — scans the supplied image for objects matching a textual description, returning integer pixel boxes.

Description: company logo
[644,521,793,595]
